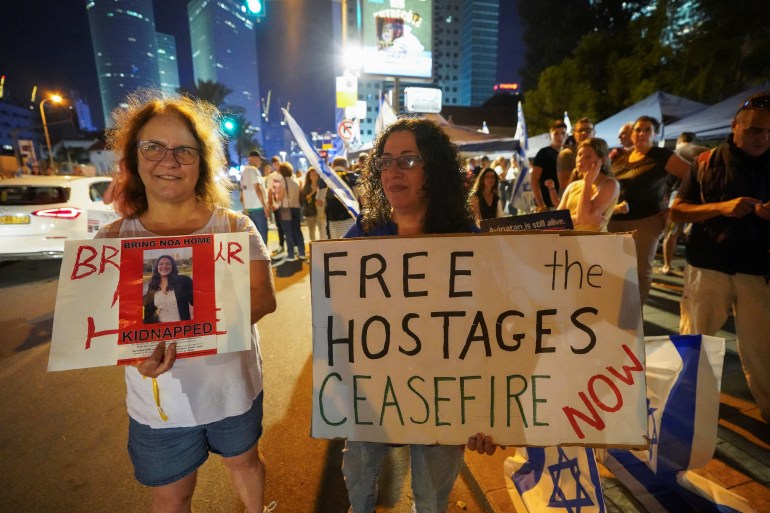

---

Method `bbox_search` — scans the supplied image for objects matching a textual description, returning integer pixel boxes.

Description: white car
[0,175,118,260]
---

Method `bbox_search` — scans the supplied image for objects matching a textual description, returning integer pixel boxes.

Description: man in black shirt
[672,92,770,422]
[531,120,567,211]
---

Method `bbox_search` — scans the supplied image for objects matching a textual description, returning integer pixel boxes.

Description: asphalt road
[0,258,482,513]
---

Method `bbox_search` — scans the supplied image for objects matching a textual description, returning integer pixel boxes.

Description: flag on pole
[510,101,533,213]
[282,108,359,218]
[601,335,756,513]
[374,92,398,136]
[514,101,528,152]
[505,446,606,513]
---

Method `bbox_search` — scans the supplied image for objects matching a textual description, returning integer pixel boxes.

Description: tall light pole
[39,94,63,171]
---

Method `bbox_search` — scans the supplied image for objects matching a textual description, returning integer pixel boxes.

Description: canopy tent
[524,132,552,159]
[522,92,706,160]
[663,82,770,141]
[423,113,518,148]
[593,91,707,144]
[348,113,520,160]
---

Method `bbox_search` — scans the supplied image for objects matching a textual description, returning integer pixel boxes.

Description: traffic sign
[337,119,355,141]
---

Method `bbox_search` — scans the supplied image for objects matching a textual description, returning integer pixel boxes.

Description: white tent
[523,92,706,160]
[663,82,770,141]
[348,113,520,160]
[593,91,707,145]
[524,132,552,159]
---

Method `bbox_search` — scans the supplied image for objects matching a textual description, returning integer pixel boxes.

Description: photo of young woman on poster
[143,252,193,324]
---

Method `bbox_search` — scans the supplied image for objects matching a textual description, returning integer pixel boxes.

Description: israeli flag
[282,108,359,218]
[505,446,606,513]
[510,101,534,213]
[602,335,757,513]
[374,92,398,136]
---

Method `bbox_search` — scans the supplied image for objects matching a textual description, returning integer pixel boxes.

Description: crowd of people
[95,88,768,513]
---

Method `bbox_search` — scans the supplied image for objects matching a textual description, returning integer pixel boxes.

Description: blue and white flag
[564,111,573,135]
[510,101,534,213]
[602,335,756,513]
[505,446,606,513]
[374,93,398,136]
[282,108,359,218]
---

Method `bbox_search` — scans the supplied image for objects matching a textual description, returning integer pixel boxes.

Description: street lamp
[40,94,63,171]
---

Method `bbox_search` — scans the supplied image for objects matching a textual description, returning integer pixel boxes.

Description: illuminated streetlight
[40,94,63,170]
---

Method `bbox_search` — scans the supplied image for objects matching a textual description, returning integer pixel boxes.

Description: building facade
[345,0,500,145]
[459,0,499,106]
[188,0,263,144]
[86,0,161,127]
[156,32,181,96]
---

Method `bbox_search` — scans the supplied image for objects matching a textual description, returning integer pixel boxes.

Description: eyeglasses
[739,94,770,112]
[138,141,200,165]
[372,155,423,171]
[575,127,594,133]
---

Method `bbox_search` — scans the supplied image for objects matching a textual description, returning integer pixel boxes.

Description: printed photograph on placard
[142,249,194,325]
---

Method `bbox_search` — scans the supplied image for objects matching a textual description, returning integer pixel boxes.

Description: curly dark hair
[358,117,473,234]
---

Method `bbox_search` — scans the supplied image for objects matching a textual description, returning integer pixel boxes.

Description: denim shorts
[128,393,263,487]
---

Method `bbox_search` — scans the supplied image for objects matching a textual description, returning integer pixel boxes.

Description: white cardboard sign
[310,232,647,448]
[49,233,252,371]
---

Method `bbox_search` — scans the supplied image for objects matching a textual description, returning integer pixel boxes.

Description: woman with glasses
[608,115,690,305]
[97,91,277,513]
[342,117,496,513]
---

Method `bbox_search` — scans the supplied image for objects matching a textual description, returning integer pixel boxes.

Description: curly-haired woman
[342,117,496,512]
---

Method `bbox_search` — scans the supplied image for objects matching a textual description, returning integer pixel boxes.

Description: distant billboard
[404,87,442,113]
[361,0,432,79]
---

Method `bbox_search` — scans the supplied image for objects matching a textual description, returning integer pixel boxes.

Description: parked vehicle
[0,175,117,260]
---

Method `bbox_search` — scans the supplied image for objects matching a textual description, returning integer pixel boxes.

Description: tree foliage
[178,79,233,109]
[178,79,263,165]
[519,0,770,134]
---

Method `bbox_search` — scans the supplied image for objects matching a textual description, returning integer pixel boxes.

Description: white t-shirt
[241,165,265,210]
[96,208,270,428]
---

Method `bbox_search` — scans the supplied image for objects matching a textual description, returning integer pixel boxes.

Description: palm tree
[233,115,262,165]
[179,80,249,165]
[178,79,232,109]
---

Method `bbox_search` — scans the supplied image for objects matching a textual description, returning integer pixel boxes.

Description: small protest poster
[480,209,574,233]
[49,232,252,371]
[310,231,647,448]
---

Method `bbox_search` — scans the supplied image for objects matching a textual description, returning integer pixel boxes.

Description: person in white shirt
[265,156,285,256]
[96,91,277,513]
[240,150,269,245]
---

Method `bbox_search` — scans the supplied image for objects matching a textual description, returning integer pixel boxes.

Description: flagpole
[392,77,400,113]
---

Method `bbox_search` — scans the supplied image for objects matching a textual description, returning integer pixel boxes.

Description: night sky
[0,0,522,132]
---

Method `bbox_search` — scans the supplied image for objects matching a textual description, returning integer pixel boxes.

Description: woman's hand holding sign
[135,341,177,378]
[467,432,501,456]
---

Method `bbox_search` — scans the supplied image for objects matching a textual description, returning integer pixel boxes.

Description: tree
[178,79,233,109]
[232,115,263,166]
[518,0,593,90]
[517,0,642,90]
[674,0,770,103]
[518,0,770,133]
[179,79,251,165]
